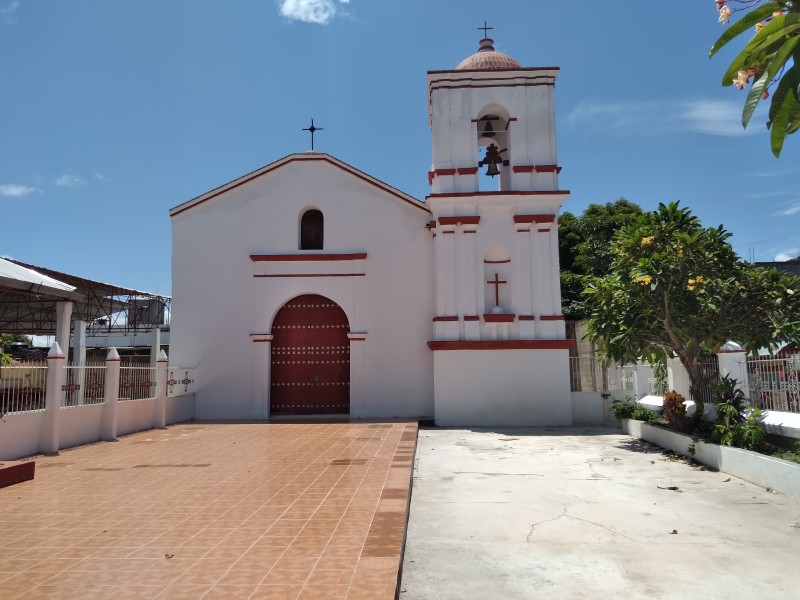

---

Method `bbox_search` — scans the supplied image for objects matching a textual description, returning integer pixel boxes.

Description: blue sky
[2,0,799,295]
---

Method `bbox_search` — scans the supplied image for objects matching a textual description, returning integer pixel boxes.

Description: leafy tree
[0,334,34,365]
[584,202,800,428]
[559,198,643,318]
[711,1,800,156]
[1,334,33,350]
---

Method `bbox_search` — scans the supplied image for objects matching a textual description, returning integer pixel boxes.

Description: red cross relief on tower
[487,272,507,306]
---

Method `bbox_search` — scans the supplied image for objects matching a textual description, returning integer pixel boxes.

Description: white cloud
[92,173,105,181]
[680,100,762,137]
[567,98,764,138]
[744,167,797,177]
[278,0,350,24]
[1,1,20,25]
[747,189,789,199]
[0,183,37,197]
[775,248,800,261]
[55,174,85,188]
[773,202,800,217]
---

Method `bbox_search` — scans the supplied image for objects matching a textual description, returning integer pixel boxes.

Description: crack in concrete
[450,471,544,477]
[525,506,638,543]
[526,506,568,541]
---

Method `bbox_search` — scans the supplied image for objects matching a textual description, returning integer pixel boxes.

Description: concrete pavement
[401,427,800,600]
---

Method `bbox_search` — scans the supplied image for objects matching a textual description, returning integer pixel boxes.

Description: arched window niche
[299,208,324,250]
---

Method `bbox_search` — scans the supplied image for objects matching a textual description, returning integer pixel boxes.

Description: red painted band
[518,315,536,321]
[456,167,479,175]
[433,316,459,322]
[535,164,563,173]
[512,165,535,173]
[429,191,569,199]
[428,68,560,76]
[441,231,455,235]
[251,253,367,262]
[428,340,575,350]
[464,316,480,321]
[484,259,510,264]
[540,315,565,321]
[514,214,556,224]
[438,216,480,226]
[484,314,515,323]
[430,82,554,94]
[254,273,366,278]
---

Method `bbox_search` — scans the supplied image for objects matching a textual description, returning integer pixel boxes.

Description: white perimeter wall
[60,405,104,449]
[170,158,435,419]
[433,349,572,426]
[0,412,45,460]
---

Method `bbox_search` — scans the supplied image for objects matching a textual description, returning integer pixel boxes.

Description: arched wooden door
[270,294,350,415]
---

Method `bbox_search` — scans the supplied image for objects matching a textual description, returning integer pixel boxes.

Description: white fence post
[41,342,65,455]
[101,347,121,441]
[634,362,652,399]
[717,350,749,397]
[154,350,168,429]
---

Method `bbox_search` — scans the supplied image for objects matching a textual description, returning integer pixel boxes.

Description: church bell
[481,120,496,138]
[484,161,500,177]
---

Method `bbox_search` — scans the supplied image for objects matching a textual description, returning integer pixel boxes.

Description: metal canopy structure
[0,258,170,335]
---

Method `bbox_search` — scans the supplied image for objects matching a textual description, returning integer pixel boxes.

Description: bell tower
[426,29,573,427]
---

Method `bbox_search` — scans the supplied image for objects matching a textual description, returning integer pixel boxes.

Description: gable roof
[169,152,430,218]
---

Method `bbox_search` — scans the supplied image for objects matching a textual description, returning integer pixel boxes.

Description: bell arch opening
[476,103,511,192]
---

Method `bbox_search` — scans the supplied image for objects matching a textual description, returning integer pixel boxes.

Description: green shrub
[611,397,636,420]
[708,375,765,450]
[631,406,658,423]
[712,375,747,429]
[712,408,766,451]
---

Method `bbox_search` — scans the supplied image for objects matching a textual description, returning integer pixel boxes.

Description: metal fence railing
[119,366,157,402]
[569,357,635,394]
[745,354,800,414]
[0,361,47,414]
[61,363,107,407]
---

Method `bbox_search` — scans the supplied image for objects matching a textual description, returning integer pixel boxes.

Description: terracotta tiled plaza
[0,421,417,599]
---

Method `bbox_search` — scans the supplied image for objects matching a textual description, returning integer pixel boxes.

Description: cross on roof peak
[478,21,493,39]
[302,118,324,151]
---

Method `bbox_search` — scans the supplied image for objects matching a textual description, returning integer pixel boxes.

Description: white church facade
[169,36,573,426]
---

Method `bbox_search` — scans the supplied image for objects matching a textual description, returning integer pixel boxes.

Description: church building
[168,35,573,426]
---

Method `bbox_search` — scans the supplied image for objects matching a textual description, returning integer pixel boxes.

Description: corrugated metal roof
[0,257,77,296]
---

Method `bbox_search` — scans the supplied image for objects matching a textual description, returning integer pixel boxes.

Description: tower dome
[455,38,521,71]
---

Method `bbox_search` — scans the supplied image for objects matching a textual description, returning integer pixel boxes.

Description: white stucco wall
[60,405,104,449]
[433,348,572,426]
[0,412,45,460]
[170,155,435,419]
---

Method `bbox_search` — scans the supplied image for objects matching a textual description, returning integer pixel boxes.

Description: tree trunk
[677,352,705,430]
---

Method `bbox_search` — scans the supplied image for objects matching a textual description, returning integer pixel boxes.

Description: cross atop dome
[455,24,521,71]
